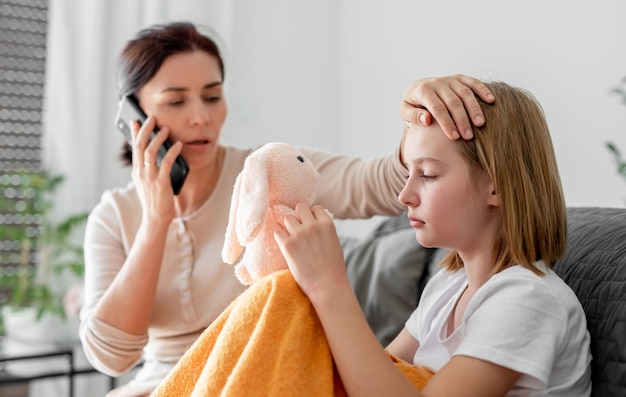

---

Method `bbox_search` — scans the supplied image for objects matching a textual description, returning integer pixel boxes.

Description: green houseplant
[606,142,626,185]
[608,77,626,185]
[0,170,89,336]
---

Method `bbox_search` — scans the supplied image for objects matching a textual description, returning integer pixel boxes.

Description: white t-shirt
[405,262,592,396]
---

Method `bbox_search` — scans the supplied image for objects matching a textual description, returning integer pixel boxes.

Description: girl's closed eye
[418,167,437,181]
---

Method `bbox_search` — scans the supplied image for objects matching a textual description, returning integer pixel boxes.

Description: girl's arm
[275,204,522,397]
[386,328,420,363]
[275,204,422,396]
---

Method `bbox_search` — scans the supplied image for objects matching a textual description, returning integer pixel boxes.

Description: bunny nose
[297,156,304,163]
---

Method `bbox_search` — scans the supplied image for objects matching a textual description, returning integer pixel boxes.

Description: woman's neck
[174,146,225,216]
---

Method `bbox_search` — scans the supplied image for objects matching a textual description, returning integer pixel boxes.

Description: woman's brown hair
[440,81,567,275]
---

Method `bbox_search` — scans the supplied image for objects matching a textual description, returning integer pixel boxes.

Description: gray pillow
[341,214,434,346]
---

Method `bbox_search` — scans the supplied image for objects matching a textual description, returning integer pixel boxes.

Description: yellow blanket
[151,270,432,397]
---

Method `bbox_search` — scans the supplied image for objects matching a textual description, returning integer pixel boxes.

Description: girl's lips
[408,216,425,228]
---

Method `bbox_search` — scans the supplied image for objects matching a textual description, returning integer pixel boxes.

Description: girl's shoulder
[488,263,573,296]
[476,263,585,320]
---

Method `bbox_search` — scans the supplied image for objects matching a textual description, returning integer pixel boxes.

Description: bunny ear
[222,172,245,264]
[235,151,269,244]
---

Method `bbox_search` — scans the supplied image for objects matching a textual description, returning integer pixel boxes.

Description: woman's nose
[189,100,210,124]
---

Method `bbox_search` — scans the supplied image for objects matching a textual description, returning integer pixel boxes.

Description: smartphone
[115,94,189,195]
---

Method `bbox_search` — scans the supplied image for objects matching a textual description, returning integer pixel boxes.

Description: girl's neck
[456,215,501,290]
[458,250,496,291]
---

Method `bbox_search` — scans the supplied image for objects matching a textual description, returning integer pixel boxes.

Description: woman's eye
[168,100,184,106]
[421,174,436,181]
[203,96,221,103]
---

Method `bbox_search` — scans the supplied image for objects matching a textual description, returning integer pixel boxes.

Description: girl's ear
[487,187,501,207]
[479,172,500,207]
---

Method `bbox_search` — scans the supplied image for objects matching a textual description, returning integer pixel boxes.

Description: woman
[79,21,494,396]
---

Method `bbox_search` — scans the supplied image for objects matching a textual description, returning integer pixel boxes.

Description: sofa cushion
[552,207,626,397]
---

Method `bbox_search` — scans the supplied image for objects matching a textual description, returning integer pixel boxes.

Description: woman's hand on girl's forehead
[401,74,494,141]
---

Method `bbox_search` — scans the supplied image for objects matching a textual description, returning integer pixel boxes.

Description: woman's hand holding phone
[129,116,182,225]
[115,94,189,195]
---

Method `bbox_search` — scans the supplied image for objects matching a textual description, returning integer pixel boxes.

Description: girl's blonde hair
[440,81,567,275]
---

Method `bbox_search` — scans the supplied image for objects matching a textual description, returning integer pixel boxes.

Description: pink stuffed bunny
[222,143,320,285]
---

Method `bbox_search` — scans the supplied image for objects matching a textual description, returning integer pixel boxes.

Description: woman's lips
[187,139,210,145]
[183,139,211,151]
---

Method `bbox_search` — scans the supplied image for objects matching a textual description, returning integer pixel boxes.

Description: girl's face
[136,50,227,169]
[398,124,500,256]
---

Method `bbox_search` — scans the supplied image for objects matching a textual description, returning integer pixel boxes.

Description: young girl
[275,81,592,396]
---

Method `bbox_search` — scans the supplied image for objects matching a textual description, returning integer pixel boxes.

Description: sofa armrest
[553,207,626,397]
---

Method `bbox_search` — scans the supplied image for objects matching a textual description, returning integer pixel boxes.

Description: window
[0,0,49,306]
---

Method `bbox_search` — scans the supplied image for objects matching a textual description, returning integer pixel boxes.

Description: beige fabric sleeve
[302,142,408,219]
[79,190,148,376]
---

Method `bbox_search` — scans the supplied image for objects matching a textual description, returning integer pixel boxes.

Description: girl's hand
[130,117,182,225]
[401,74,495,140]
[274,204,348,300]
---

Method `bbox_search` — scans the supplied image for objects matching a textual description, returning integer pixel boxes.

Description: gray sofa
[343,207,626,397]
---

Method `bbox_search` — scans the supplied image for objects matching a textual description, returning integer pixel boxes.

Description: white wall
[45,0,626,238]
[333,0,626,235]
[224,0,626,236]
[336,0,626,208]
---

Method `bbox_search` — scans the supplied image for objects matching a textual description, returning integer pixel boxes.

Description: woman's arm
[80,196,161,374]
[91,117,179,335]
[80,116,181,375]
[90,214,170,334]
[303,146,407,219]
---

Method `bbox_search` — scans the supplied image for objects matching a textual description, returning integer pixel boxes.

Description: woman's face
[136,50,227,169]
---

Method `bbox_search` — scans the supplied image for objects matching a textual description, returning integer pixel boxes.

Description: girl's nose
[398,179,419,207]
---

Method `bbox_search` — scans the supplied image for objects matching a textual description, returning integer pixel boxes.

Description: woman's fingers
[128,117,181,196]
[447,76,494,134]
[454,74,495,108]
[400,74,495,140]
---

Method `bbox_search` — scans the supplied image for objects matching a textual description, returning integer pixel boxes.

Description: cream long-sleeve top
[80,144,408,379]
